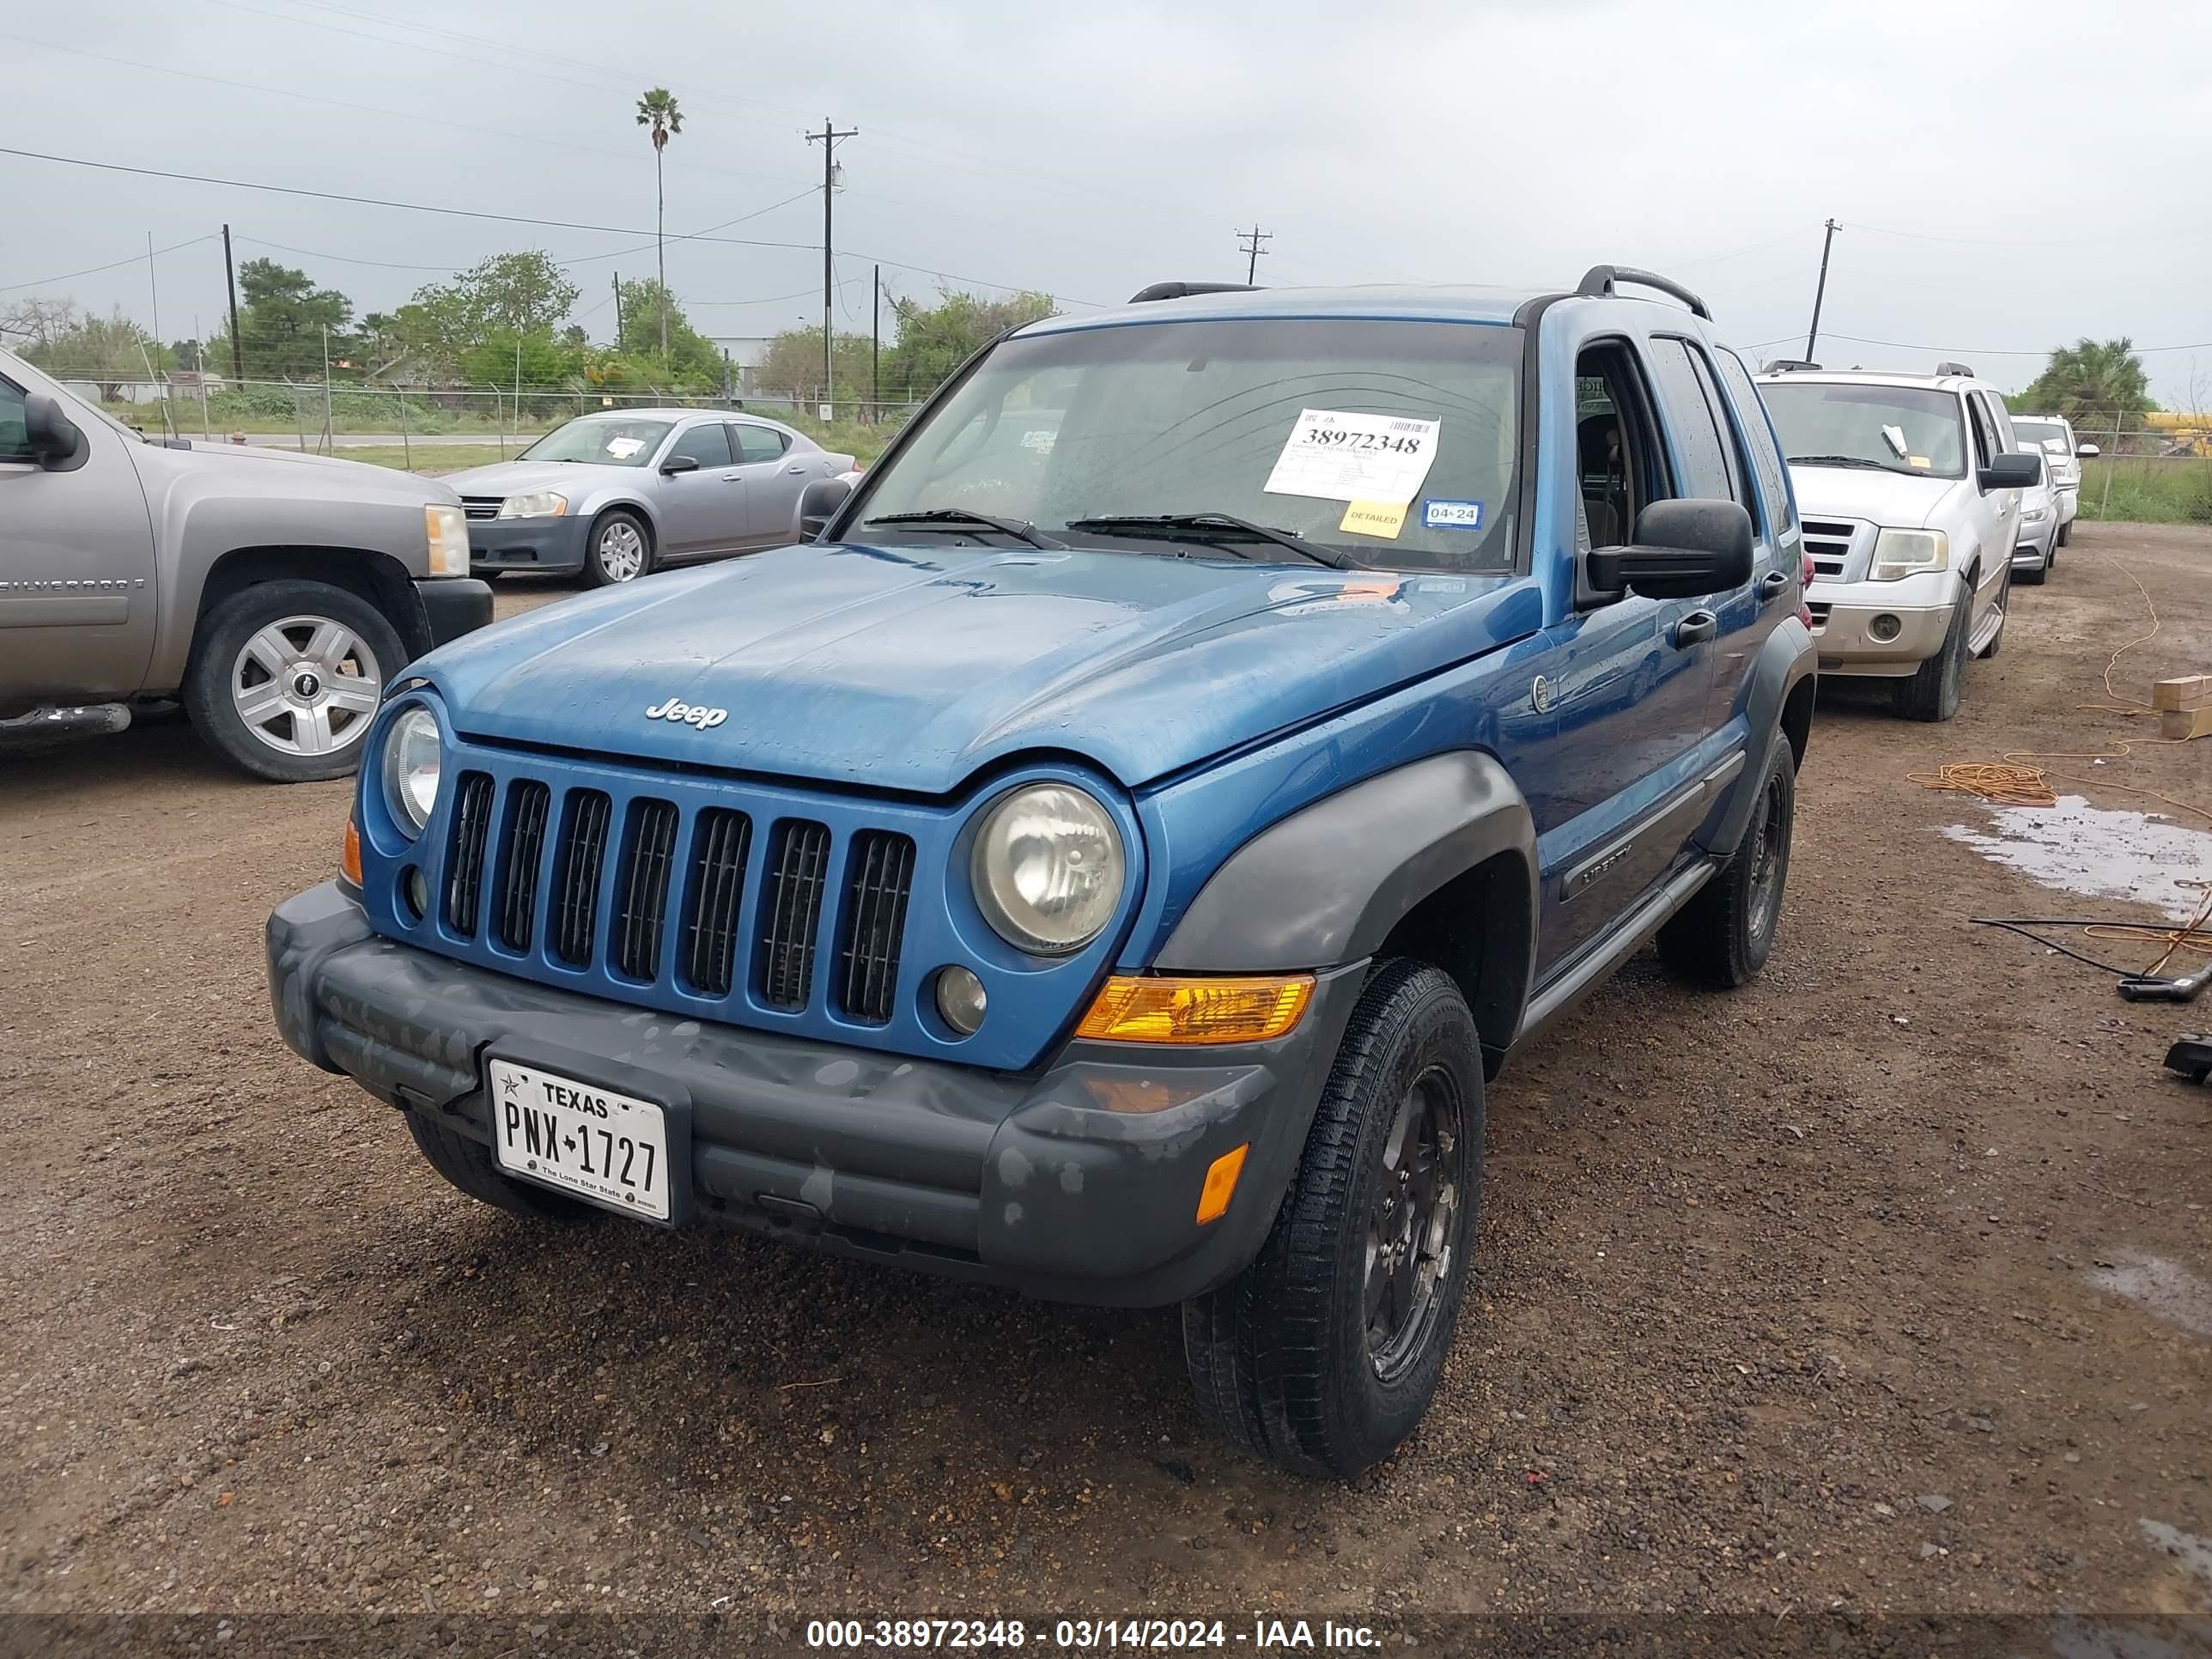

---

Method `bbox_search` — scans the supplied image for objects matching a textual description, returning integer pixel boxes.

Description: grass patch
[326,445,513,475]
[2077,459,2212,525]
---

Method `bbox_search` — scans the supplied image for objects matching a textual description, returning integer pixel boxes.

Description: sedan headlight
[498,491,569,520]
[971,785,1124,955]
[2023,503,2050,523]
[380,707,442,836]
[423,503,471,577]
[1869,527,1948,581]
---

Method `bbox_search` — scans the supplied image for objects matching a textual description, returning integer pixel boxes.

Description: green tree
[459,327,585,392]
[883,289,1056,400]
[612,278,718,388]
[2018,337,2154,427]
[396,252,580,376]
[234,258,354,380]
[756,326,874,404]
[635,88,684,362]
[23,307,159,399]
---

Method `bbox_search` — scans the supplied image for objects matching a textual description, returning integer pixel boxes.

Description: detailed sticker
[1421,498,1485,530]
[1264,409,1440,506]
[1340,500,1408,539]
[1908,454,1931,469]
[605,436,645,459]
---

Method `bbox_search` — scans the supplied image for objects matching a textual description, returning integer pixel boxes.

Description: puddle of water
[2142,1521,2212,1589]
[1942,795,2212,922]
[2087,1250,2212,1337]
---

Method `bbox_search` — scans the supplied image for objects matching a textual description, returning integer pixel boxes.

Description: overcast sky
[5,0,2209,403]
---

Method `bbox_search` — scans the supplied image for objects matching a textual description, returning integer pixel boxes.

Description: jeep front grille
[757,819,831,1010]
[837,830,917,1024]
[440,779,912,1024]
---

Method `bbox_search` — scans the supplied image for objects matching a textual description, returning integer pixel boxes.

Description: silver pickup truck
[1,348,492,781]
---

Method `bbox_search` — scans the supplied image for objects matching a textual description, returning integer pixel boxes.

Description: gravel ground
[3,525,2208,1644]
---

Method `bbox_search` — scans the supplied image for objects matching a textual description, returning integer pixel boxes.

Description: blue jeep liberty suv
[266,267,1817,1478]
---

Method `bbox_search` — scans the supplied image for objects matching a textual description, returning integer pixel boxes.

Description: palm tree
[635,88,684,362]
[2022,337,2152,433]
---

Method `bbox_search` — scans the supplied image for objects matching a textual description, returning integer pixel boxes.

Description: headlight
[423,503,470,577]
[971,784,1124,955]
[1869,527,1948,581]
[2023,504,2050,522]
[498,491,568,520]
[380,707,442,836]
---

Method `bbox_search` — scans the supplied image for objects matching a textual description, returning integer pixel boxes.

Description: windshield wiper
[862,508,1064,550]
[1786,453,1905,473]
[1064,512,1356,568]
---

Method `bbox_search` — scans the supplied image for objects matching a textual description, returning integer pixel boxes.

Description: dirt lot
[3,525,2209,1643]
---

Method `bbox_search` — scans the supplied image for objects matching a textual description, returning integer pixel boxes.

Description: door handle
[1758,570,1790,605]
[720,471,744,482]
[1672,611,1717,648]
[784,465,807,474]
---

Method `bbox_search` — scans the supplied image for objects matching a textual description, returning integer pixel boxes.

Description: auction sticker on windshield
[489,1059,671,1220]
[1265,409,1440,506]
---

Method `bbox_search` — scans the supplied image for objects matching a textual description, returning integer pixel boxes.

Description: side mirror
[797,475,854,541]
[23,392,85,467]
[2075,442,2100,459]
[659,454,700,475]
[1586,498,1753,600]
[1978,451,2041,490]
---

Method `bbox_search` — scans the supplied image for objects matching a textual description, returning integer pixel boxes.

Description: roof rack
[1935,360,1975,378]
[1576,264,1711,320]
[1762,358,1823,374]
[1127,282,1261,304]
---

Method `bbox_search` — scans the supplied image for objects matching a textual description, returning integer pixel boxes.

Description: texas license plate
[489,1059,672,1221]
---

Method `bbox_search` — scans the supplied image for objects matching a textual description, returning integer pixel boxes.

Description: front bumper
[466,514,592,574]
[411,578,493,653]
[1805,578,1954,678]
[267,883,1362,1307]
[2012,516,2058,566]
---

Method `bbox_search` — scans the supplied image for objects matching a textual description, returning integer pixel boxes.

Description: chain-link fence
[2056,410,2212,525]
[74,376,921,467]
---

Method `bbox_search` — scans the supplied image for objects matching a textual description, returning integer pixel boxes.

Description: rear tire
[1657,742,1796,988]
[1895,590,1968,722]
[404,1110,600,1224]
[2056,520,2071,548]
[183,580,403,781]
[583,508,653,587]
[1182,961,1483,1479]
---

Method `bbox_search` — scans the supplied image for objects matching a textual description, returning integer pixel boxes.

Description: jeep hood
[418,542,1540,794]
[1786,464,1965,530]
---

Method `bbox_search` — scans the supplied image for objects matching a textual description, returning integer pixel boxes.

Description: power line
[1,233,217,295]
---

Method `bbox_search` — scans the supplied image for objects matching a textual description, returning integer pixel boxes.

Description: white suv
[2008,412,2094,546]
[1754,362,2043,721]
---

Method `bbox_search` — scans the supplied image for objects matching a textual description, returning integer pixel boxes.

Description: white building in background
[706,337,775,400]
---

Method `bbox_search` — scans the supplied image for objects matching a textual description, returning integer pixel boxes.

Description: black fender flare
[1154,750,1539,1054]
[1700,615,1817,859]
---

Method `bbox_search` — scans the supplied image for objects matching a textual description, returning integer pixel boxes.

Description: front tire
[1657,741,1796,988]
[2056,520,2071,549]
[183,580,403,781]
[584,508,653,587]
[1895,589,1968,722]
[1182,961,1484,1479]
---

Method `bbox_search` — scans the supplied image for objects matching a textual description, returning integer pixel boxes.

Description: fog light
[935,965,987,1036]
[401,866,429,922]
[1868,612,1903,643]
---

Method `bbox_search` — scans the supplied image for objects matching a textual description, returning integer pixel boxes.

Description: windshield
[2012,418,2069,453]
[852,317,1522,571]
[1759,381,1966,479]
[519,415,675,466]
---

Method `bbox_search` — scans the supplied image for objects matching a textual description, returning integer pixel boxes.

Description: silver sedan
[445,410,854,586]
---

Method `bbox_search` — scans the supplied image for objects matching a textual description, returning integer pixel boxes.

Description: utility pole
[222,223,244,386]
[145,233,162,358]
[1237,224,1272,285]
[612,272,623,344]
[805,118,859,413]
[870,262,881,421]
[1804,218,1840,362]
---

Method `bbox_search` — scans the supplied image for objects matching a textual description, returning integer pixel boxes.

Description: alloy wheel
[228,615,383,757]
[1364,1066,1462,1381]
[598,521,647,581]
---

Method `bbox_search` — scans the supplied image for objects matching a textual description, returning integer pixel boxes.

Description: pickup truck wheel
[1657,742,1796,988]
[584,509,653,586]
[184,580,403,781]
[403,1110,602,1224]
[1182,960,1483,1479]
[1894,591,1967,722]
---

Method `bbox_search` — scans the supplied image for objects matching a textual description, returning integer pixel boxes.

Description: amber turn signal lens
[1195,1143,1248,1224]
[341,817,363,886]
[1074,974,1313,1045]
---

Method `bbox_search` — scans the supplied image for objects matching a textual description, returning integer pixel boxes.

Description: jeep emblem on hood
[645,697,728,730]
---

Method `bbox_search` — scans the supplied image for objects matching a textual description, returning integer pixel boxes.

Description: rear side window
[1712,347,1797,535]
[1644,337,1735,501]
[734,424,790,465]
[0,377,33,463]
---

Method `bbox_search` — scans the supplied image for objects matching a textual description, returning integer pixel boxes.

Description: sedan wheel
[586,512,652,586]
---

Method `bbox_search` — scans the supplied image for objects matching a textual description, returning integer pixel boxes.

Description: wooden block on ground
[2152,674,2209,711]
[2160,704,2212,740]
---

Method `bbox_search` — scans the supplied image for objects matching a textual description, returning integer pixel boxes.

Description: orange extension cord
[1906,546,2210,978]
